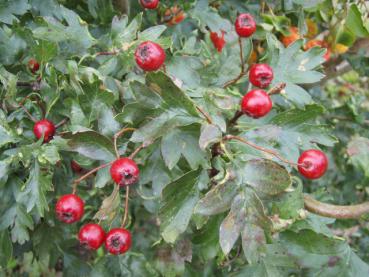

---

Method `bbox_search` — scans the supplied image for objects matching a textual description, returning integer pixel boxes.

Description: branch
[196,106,213,124]
[222,37,247,88]
[121,186,130,228]
[228,111,243,127]
[16,81,41,91]
[223,135,300,167]
[304,194,369,219]
[113,127,136,158]
[55,118,69,129]
[72,162,113,194]
[268,82,286,95]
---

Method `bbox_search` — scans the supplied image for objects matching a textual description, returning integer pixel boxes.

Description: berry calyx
[78,223,106,250]
[140,0,159,9]
[110,158,139,187]
[28,58,40,74]
[298,149,328,179]
[55,194,84,224]
[210,30,226,52]
[281,26,301,47]
[241,89,272,118]
[249,64,274,88]
[234,13,256,38]
[33,119,56,143]
[105,228,132,255]
[135,41,166,71]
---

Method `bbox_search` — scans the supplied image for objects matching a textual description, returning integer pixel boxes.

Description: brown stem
[196,106,213,124]
[16,81,41,91]
[129,144,145,159]
[95,50,118,56]
[113,127,136,158]
[55,118,69,129]
[121,186,130,228]
[72,162,113,194]
[222,37,247,88]
[223,135,300,167]
[304,194,369,219]
[268,82,286,95]
[228,110,243,127]
[18,102,37,122]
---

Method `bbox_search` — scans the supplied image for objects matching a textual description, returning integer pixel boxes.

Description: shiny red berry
[78,223,106,250]
[33,119,56,143]
[241,89,272,118]
[110,158,139,187]
[105,228,132,255]
[210,30,226,52]
[140,0,159,9]
[28,58,40,74]
[235,13,256,37]
[55,194,84,224]
[298,149,328,179]
[135,41,166,71]
[249,64,274,88]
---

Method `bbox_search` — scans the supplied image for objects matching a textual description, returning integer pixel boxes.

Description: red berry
[249,64,274,88]
[105,228,132,255]
[135,41,166,71]
[71,160,83,173]
[140,0,159,9]
[55,194,84,224]
[241,89,272,118]
[28,58,40,74]
[78,223,106,250]
[110,158,139,187]
[210,30,226,52]
[235,13,256,38]
[33,119,56,143]
[298,149,328,179]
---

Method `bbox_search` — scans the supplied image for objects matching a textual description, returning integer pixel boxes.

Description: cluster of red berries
[55,158,139,254]
[234,14,328,180]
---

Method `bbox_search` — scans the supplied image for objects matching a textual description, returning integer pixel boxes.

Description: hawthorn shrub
[0,0,369,276]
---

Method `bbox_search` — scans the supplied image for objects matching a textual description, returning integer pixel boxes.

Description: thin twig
[72,162,113,194]
[222,37,247,88]
[304,194,369,219]
[196,106,213,124]
[18,102,37,122]
[113,127,136,158]
[267,82,286,95]
[121,186,130,228]
[95,50,118,56]
[16,81,41,91]
[129,144,145,159]
[55,118,69,129]
[223,135,300,167]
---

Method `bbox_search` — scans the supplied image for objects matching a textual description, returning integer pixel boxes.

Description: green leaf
[199,124,222,150]
[146,72,200,117]
[161,127,208,170]
[68,131,116,161]
[17,161,53,217]
[347,136,369,177]
[0,204,34,244]
[130,81,162,109]
[241,224,266,264]
[32,40,58,64]
[0,0,30,24]
[346,4,369,38]
[138,25,167,41]
[239,159,291,195]
[195,179,239,216]
[159,169,201,243]
[0,230,12,266]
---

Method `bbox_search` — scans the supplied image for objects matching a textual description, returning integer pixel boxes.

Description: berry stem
[228,110,243,127]
[267,82,286,95]
[222,37,247,88]
[95,50,118,56]
[121,186,130,228]
[196,106,213,124]
[18,102,37,122]
[223,135,300,167]
[129,144,144,159]
[16,81,41,91]
[55,118,69,129]
[72,162,113,194]
[113,127,136,158]
[304,194,369,219]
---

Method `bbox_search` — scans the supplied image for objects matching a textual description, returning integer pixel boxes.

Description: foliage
[0,0,369,276]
